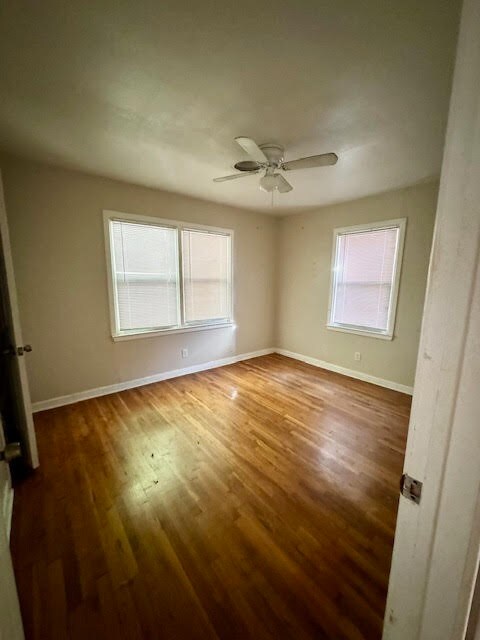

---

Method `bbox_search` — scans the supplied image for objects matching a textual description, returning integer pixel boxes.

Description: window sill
[326,324,394,341]
[112,322,235,342]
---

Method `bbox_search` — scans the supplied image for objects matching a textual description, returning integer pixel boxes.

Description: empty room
[1,1,480,639]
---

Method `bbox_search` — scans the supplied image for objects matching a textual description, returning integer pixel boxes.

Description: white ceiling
[0,0,460,214]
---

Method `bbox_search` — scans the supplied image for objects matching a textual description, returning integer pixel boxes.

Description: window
[111,221,179,332]
[182,229,231,325]
[104,211,233,339]
[327,219,406,339]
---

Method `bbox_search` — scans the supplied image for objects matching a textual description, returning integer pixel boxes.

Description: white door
[0,169,35,640]
[0,414,24,640]
[384,0,480,637]
[0,171,38,469]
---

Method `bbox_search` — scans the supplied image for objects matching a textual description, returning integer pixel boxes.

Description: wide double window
[104,212,233,339]
[327,219,406,339]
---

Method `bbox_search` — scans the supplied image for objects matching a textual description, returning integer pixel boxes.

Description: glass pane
[182,229,231,323]
[332,227,399,331]
[111,221,179,331]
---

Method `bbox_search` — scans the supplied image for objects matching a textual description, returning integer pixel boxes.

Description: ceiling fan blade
[275,174,293,193]
[282,152,338,171]
[213,171,260,183]
[234,137,268,163]
[234,160,261,172]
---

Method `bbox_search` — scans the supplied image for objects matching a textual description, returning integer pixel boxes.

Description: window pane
[111,221,179,331]
[182,229,231,324]
[332,227,399,331]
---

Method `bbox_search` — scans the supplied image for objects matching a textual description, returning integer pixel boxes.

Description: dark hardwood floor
[11,353,410,639]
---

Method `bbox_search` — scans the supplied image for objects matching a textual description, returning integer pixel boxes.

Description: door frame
[0,411,24,640]
[0,172,39,469]
[383,0,480,637]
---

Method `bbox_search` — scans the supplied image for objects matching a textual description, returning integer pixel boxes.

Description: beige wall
[277,182,438,388]
[1,155,437,404]
[1,156,277,403]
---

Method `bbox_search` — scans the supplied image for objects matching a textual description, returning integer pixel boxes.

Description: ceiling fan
[213,137,338,193]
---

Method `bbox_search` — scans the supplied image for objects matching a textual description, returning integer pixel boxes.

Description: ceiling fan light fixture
[259,174,278,192]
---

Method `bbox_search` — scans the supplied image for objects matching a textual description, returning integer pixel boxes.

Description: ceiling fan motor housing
[259,143,285,167]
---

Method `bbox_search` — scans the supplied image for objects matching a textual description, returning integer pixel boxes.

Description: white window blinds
[111,221,179,331]
[330,225,401,334]
[182,229,231,324]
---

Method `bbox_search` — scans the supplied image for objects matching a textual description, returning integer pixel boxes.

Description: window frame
[103,210,234,341]
[326,218,407,341]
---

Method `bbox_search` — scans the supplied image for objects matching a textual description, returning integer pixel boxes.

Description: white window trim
[103,210,234,341]
[326,217,407,341]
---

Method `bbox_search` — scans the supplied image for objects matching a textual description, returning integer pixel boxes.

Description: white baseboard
[275,348,414,395]
[32,348,275,412]
[32,345,413,412]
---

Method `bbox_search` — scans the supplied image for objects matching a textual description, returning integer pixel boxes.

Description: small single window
[327,219,406,339]
[105,212,233,339]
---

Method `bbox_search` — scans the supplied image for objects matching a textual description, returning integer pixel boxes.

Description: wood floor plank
[11,354,410,639]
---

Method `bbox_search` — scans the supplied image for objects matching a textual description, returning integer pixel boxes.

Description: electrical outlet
[182,348,188,358]
[354,352,361,361]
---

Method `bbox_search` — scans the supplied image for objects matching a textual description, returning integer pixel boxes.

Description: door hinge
[400,473,423,505]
